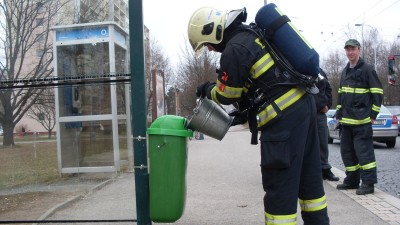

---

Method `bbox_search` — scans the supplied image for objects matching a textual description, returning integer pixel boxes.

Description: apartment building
[16,0,136,134]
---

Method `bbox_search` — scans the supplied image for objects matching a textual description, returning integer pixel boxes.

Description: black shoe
[322,169,339,181]
[336,183,359,190]
[356,184,374,195]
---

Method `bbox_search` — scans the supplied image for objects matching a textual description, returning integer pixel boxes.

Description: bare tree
[145,37,173,122]
[73,0,109,24]
[175,42,220,117]
[0,0,67,146]
[27,88,55,139]
[321,50,347,109]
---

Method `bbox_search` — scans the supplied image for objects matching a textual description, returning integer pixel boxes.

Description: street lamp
[355,23,365,59]
[355,23,377,69]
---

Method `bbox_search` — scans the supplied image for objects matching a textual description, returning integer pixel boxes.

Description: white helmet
[188,7,247,53]
[187,7,227,53]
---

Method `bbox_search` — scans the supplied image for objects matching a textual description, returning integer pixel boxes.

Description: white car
[386,106,400,136]
[327,105,399,148]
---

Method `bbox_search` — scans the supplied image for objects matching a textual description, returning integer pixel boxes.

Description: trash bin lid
[147,115,193,137]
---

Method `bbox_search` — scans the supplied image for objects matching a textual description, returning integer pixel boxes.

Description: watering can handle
[197,97,227,112]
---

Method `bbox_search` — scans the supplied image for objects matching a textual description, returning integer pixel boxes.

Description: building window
[37,34,45,43]
[36,49,44,58]
[37,2,46,13]
[36,18,44,26]
[38,64,45,73]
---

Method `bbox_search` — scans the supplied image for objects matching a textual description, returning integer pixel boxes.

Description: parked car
[386,106,400,136]
[326,105,398,148]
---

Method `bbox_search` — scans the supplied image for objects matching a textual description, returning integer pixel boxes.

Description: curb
[34,178,114,223]
[329,167,400,224]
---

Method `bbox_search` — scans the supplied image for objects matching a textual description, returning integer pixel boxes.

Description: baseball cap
[344,39,361,48]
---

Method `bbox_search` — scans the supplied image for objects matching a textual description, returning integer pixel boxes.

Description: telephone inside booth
[64,86,83,129]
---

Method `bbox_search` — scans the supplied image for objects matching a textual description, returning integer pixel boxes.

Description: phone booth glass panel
[53,23,131,173]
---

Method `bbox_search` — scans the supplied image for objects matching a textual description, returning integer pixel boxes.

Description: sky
[143,0,400,67]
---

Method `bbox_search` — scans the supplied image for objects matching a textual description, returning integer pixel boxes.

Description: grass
[0,142,60,190]
[0,135,132,219]
[0,135,131,190]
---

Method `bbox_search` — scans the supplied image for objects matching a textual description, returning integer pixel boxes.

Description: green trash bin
[147,115,193,223]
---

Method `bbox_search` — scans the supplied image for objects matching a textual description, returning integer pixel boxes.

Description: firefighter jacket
[206,24,305,132]
[336,58,383,125]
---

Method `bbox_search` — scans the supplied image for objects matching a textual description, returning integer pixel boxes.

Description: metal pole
[361,24,365,59]
[355,23,365,59]
[374,45,377,69]
[129,0,151,224]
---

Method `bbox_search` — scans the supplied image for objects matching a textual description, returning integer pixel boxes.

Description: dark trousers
[340,124,377,185]
[260,95,329,225]
[316,112,332,170]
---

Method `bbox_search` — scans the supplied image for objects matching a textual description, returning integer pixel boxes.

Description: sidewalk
[39,126,400,225]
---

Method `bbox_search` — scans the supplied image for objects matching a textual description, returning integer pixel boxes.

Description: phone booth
[52,22,132,173]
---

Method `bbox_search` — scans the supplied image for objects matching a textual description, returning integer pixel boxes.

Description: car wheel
[386,139,396,148]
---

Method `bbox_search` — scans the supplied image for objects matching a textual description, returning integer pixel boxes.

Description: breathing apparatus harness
[235,20,323,145]
[224,11,323,144]
[247,21,320,94]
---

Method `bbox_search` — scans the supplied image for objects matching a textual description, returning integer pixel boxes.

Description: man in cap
[336,39,383,195]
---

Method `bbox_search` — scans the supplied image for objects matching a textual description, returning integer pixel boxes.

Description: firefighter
[336,39,383,195]
[188,7,330,225]
[314,69,339,181]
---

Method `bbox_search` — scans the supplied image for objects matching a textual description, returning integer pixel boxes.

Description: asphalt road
[328,136,400,199]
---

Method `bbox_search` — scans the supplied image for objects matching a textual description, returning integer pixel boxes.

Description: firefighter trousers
[340,124,377,185]
[260,94,329,225]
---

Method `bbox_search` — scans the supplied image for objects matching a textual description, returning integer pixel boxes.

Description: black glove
[228,109,248,126]
[196,81,214,98]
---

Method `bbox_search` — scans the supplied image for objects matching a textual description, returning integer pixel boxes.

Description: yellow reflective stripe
[265,212,297,225]
[214,80,243,99]
[354,88,369,94]
[340,87,383,94]
[257,88,305,128]
[210,86,221,104]
[299,195,327,212]
[370,87,383,94]
[372,104,380,113]
[340,117,371,125]
[255,38,265,48]
[336,105,341,110]
[250,53,274,79]
[346,164,360,172]
[341,87,370,94]
[243,87,249,94]
[361,162,377,170]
